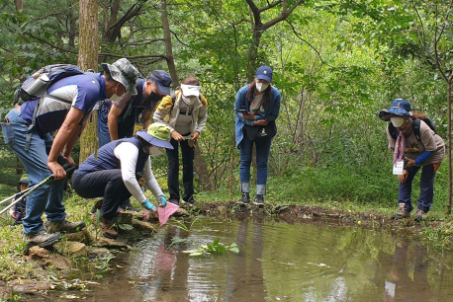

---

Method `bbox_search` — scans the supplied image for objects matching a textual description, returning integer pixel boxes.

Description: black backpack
[388,117,436,141]
[15,64,86,103]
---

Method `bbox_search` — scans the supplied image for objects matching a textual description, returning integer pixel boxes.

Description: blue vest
[76,137,149,175]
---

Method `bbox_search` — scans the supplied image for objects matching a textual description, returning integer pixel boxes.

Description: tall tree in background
[160,0,215,191]
[244,0,304,80]
[78,0,99,164]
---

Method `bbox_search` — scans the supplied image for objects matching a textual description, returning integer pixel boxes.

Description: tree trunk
[160,0,213,191]
[160,0,179,88]
[78,0,99,164]
[14,0,23,11]
[447,81,452,214]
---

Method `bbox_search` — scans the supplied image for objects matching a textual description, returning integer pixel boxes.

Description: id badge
[393,160,404,175]
[133,122,143,135]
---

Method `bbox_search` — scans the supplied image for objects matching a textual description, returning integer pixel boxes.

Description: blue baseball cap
[388,99,412,116]
[255,66,273,83]
[150,70,172,96]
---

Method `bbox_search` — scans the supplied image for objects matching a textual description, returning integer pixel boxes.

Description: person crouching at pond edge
[72,123,173,239]
[234,66,281,206]
[385,99,445,221]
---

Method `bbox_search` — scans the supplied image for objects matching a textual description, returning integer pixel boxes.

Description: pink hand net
[157,202,180,225]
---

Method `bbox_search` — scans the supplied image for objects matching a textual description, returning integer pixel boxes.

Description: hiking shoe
[414,209,427,222]
[169,199,180,206]
[237,193,250,205]
[24,229,62,247]
[45,220,86,234]
[253,194,265,206]
[181,197,195,208]
[123,204,140,212]
[100,217,118,239]
[90,199,103,214]
[393,203,410,219]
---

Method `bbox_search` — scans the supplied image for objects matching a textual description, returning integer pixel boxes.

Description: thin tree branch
[262,0,304,29]
[232,18,252,26]
[285,20,334,68]
[170,30,189,46]
[258,0,283,13]
[31,3,78,22]
[25,32,167,61]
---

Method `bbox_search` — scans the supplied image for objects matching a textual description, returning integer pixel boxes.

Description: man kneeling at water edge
[72,123,173,239]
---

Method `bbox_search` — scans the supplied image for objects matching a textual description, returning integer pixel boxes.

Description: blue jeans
[2,109,66,235]
[239,135,273,188]
[399,164,440,213]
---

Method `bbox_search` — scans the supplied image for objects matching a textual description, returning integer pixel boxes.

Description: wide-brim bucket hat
[101,58,140,95]
[388,99,412,116]
[136,123,173,149]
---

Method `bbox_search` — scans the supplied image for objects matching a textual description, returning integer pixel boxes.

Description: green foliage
[183,238,239,256]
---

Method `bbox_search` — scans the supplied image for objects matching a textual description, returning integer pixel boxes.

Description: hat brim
[102,63,138,96]
[378,109,391,121]
[155,83,170,96]
[136,131,173,149]
[388,107,410,116]
[256,74,272,83]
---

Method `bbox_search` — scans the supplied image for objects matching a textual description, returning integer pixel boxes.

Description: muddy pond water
[41,216,453,302]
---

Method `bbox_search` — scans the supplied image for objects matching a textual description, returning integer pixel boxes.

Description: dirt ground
[197,202,443,238]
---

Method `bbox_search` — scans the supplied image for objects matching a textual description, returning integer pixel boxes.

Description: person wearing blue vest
[97,70,172,212]
[72,123,173,239]
[1,58,140,248]
[234,66,281,206]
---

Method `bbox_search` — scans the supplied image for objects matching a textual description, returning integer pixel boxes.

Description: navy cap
[150,70,172,96]
[388,99,412,116]
[255,66,273,83]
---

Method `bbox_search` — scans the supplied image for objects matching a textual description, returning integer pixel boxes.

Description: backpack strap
[388,123,397,140]
[413,118,421,141]
[24,72,101,151]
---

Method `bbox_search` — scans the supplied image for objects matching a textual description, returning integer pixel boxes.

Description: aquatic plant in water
[183,238,239,256]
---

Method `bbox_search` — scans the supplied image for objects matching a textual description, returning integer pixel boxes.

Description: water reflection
[225,219,265,301]
[42,218,453,302]
[383,240,431,302]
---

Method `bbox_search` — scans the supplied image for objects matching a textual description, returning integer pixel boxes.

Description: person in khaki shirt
[384,99,445,221]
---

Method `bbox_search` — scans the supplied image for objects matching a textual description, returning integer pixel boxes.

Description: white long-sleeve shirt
[113,142,164,204]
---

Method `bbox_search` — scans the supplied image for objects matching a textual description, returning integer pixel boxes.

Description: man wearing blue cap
[97,70,172,212]
[385,99,445,221]
[73,123,173,238]
[234,66,281,206]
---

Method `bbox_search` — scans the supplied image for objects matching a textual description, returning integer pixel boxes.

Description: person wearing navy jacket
[72,123,173,239]
[234,66,281,206]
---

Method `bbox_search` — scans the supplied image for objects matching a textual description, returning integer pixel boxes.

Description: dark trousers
[166,137,194,202]
[72,171,131,220]
[398,163,440,213]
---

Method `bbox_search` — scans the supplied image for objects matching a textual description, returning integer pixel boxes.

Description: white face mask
[256,81,269,92]
[148,146,164,157]
[109,86,125,102]
[109,94,123,102]
[182,95,197,106]
[390,117,405,128]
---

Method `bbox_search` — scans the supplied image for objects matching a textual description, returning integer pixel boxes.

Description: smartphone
[237,108,247,112]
